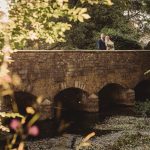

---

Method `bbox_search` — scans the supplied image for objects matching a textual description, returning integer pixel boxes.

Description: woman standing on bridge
[105,36,115,50]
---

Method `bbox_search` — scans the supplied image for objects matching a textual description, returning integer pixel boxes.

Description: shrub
[135,100,150,116]
[111,35,142,50]
[100,28,142,50]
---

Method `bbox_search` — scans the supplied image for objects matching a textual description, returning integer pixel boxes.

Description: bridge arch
[98,83,127,109]
[53,87,90,127]
[53,87,89,112]
[134,79,150,102]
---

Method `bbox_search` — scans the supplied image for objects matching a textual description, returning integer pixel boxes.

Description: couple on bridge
[97,33,115,50]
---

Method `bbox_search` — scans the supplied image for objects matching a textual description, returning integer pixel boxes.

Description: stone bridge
[10,50,150,111]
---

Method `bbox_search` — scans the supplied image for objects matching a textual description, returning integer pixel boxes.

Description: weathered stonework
[10,50,150,106]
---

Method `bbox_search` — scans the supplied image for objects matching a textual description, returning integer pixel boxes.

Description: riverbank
[26,115,150,150]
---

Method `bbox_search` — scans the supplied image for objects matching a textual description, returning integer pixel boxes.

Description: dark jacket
[97,39,106,50]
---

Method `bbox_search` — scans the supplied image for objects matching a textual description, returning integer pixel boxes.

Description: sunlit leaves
[26,107,35,115]
[68,7,90,22]
[9,0,76,45]
[103,0,113,6]
[0,112,24,119]
[57,0,68,6]
[0,0,113,48]
[0,124,10,132]
[144,70,150,75]
[80,0,113,5]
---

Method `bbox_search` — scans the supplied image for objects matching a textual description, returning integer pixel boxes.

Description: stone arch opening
[54,87,89,113]
[134,79,150,102]
[53,87,91,132]
[98,83,134,115]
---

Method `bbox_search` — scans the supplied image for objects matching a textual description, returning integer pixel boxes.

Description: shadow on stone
[98,83,134,116]
[3,91,57,140]
[3,91,37,125]
[134,80,150,102]
[53,87,100,133]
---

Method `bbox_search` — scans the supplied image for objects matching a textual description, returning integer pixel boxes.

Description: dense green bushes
[111,36,142,50]
[135,100,150,116]
[100,28,142,50]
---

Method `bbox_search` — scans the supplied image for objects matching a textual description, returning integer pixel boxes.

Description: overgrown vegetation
[58,0,150,50]
[1,0,150,50]
[135,100,150,116]
[111,132,150,150]
[0,0,113,50]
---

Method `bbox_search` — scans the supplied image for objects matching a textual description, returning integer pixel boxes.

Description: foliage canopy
[0,0,113,49]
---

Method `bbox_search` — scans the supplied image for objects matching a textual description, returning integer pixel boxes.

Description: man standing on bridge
[97,33,106,50]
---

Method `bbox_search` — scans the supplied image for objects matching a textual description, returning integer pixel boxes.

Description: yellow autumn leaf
[78,15,84,22]
[26,107,35,114]
[103,0,113,6]
[0,125,10,132]
[36,96,43,104]
[79,8,87,14]
[82,14,91,19]
[82,132,95,142]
